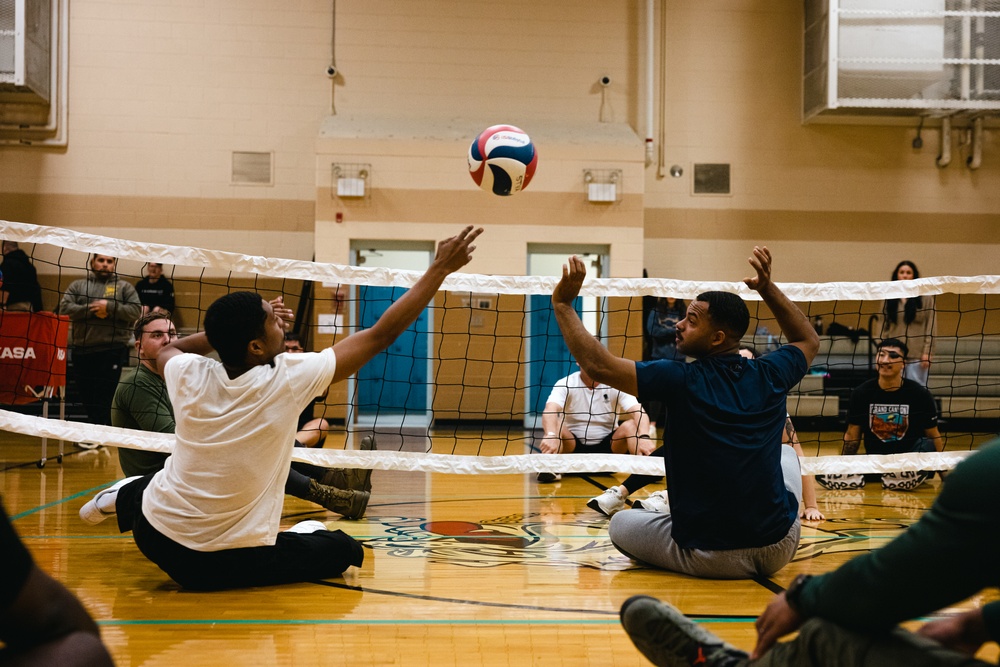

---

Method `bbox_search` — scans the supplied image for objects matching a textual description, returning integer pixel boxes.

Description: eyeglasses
[144,331,178,339]
[880,350,904,360]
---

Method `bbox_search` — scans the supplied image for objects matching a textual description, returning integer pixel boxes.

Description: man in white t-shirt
[78,226,483,590]
[536,365,650,483]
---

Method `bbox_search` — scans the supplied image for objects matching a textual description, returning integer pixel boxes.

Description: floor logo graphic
[358,513,639,570]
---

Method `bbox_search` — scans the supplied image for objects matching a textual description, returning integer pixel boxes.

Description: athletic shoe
[79,477,139,525]
[285,520,328,534]
[319,435,377,492]
[537,472,562,483]
[816,473,866,490]
[587,487,626,516]
[633,490,670,513]
[75,441,101,450]
[305,480,370,519]
[881,470,930,491]
[620,595,749,667]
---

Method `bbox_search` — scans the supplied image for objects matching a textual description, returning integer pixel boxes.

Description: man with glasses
[112,312,179,476]
[818,338,944,491]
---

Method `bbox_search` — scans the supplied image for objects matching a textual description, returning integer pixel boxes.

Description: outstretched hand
[744,246,773,293]
[553,256,587,306]
[434,225,483,273]
[916,609,989,657]
[269,296,294,331]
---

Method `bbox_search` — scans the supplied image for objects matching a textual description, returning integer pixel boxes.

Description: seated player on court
[552,246,819,580]
[0,498,114,666]
[619,437,1000,667]
[78,225,482,591]
[107,311,371,517]
[536,360,651,483]
[818,337,944,492]
[587,345,825,522]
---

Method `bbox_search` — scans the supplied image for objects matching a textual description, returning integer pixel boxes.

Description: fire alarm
[335,212,343,223]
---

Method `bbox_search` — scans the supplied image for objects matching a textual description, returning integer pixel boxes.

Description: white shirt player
[546,371,640,446]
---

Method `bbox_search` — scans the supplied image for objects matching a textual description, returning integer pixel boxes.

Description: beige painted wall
[0,0,997,281]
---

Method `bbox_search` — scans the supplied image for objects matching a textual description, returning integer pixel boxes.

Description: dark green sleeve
[984,602,1000,643]
[796,440,1000,632]
[115,370,174,434]
[0,499,33,609]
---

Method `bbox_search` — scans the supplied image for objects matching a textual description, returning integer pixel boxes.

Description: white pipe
[967,116,983,170]
[645,0,654,166]
[936,116,952,168]
[657,0,667,177]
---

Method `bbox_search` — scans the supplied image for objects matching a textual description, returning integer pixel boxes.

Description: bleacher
[743,334,1000,428]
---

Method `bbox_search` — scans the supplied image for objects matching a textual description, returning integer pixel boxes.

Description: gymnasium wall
[1,1,998,289]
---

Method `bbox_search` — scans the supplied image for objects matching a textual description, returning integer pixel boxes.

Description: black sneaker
[620,595,748,667]
[536,472,562,483]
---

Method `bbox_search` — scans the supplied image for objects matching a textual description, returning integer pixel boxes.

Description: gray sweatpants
[607,445,803,579]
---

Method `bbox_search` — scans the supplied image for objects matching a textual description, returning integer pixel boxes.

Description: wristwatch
[784,574,812,613]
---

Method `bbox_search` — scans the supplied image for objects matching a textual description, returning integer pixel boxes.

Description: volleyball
[467,124,538,196]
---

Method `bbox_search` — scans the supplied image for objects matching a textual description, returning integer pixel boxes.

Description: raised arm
[551,256,638,396]
[330,226,483,383]
[744,246,819,366]
[156,331,215,374]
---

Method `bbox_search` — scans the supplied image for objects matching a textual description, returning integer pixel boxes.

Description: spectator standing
[59,254,142,427]
[1,240,44,312]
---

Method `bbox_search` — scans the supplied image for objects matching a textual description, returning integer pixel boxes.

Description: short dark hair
[133,312,173,341]
[204,292,266,366]
[696,291,750,340]
[878,337,909,359]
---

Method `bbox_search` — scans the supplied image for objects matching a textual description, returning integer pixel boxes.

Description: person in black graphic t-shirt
[818,338,944,491]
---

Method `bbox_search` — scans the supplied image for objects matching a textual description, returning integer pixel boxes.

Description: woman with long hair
[880,260,936,386]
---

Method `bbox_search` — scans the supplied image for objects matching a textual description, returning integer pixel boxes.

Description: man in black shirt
[134,262,175,316]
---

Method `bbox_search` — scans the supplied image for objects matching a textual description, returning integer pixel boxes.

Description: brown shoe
[305,480,370,519]
[318,435,376,492]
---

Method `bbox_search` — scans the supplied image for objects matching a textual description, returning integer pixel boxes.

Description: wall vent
[692,163,731,195]
[231,151,273,185]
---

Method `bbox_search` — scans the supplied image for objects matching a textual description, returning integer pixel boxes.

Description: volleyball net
[1,220,997,477]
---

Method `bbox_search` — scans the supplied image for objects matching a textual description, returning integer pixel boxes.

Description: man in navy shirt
[551,247,819,579]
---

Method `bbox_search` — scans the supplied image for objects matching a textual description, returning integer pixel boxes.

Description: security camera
[326,65,338,78]
[599,75,611,87]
